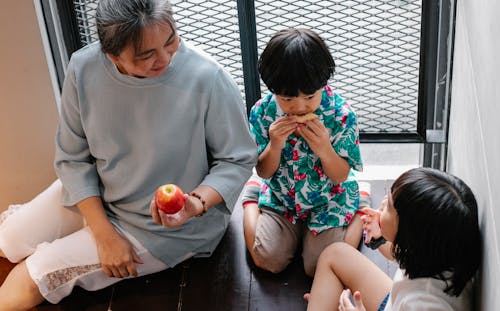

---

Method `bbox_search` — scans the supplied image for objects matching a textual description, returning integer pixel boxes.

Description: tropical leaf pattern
[249,86,363,234]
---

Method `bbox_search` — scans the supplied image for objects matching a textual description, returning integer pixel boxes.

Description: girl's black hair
[391,167,482,296]
[258,28,335,96]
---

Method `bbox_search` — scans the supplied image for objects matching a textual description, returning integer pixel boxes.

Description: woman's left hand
[296,119,331,158]
[150,194,204,227]
[339,289,366,311]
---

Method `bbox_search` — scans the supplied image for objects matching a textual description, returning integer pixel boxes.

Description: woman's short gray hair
[96,0,176,56]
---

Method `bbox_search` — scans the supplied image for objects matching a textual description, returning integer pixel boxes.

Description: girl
[243,28,364,277]
[306,167,482,311]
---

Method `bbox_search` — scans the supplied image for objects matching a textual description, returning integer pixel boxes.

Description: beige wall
[0,1,58,211]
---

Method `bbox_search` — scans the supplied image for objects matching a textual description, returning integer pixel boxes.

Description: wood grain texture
[0,180,396,310]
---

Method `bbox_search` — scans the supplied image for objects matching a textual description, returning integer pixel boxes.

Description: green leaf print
[298,158,313,173]
[336,192,347,206]
[278,175,289,187]
[297,191,306,203]
[295,179,306,191]
[307,172,321,187]
[323,115,336,130]
[314,195,328,207]
[326,214,341,227]
[345,182,359,197]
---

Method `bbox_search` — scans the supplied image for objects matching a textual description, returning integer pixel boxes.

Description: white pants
[0,180,167,303]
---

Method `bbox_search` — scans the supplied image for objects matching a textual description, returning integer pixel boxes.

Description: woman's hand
[339,289,366,311]
[269,116,297,151]
[75,196,143,278]
[296,118,331,158]
[150,194,204,227]
[95,230,144,278]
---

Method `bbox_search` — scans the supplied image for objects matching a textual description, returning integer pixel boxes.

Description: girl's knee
[305,242,350,277]
[318,242,351,265]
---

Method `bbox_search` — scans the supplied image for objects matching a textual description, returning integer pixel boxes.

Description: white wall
[0,1,58,211]
[447,0,500,309]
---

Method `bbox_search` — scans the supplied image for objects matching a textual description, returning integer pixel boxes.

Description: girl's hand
[339,289,366,311]
[269,117,297,150]
[360,205,383,243]
[150,194,204,227]
[96,231,144,278]
[296,119,331,158]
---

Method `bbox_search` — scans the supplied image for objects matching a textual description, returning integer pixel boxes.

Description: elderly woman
[0,0,257,309]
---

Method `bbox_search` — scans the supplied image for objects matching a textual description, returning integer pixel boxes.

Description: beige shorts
[0,180,167,304]
[252,208,346,277]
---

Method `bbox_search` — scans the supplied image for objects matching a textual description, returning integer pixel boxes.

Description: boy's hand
[269,117,297,150]
[296,119,331,158]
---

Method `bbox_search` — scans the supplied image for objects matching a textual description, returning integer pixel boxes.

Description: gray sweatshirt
[54,40,257,266]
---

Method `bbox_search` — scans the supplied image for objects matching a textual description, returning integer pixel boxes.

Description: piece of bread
[294,113,318,123]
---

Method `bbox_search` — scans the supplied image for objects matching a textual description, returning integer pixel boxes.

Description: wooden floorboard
[180,205,252,311]
[37,287,112,311]
[249,257,311,311]
[0,257,16,285]
[0,180,396,310]
[107,266,183,311]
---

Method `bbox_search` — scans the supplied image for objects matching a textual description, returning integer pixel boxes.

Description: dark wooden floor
[0,180,396,311]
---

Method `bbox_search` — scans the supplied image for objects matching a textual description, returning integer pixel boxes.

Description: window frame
[41,0,456,169]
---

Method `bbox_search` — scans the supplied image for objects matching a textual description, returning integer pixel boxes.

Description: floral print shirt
[249,85,363,234]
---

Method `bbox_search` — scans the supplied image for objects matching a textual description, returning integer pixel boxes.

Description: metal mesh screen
[255,0,422,133]
[71,0,244,95]
[71,0,422,134]
[170,0,244,95]
[73,0,98,46]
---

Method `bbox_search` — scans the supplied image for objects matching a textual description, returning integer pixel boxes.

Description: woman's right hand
[95,230,144,278]
[75,196,144,278]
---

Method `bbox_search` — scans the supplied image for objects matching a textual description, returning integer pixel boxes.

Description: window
[41,0,456,169]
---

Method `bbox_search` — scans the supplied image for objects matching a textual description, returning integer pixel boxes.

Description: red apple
[155,184,186,214]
